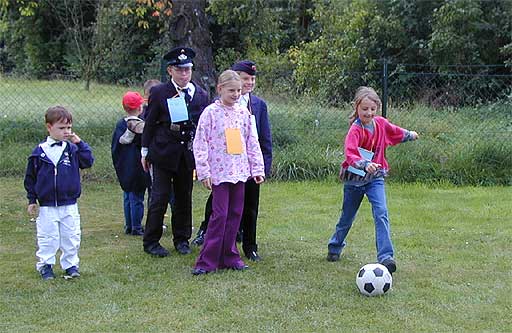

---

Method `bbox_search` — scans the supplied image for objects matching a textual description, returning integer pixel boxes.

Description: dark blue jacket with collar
[24,140,94,206]
[248,93,273,177]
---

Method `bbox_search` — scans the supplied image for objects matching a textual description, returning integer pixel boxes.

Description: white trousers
[35,204,81,271]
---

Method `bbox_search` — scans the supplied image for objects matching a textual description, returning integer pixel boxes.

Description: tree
[166,0,214,94]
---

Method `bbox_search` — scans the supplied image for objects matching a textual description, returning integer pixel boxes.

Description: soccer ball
[356,263,393,296]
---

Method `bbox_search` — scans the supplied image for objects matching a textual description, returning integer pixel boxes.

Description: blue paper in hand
[347,147,374,177]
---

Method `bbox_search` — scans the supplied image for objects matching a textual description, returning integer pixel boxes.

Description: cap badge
[178,53,188,60]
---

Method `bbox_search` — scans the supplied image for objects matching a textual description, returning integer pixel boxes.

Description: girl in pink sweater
[192,70,265,275]
[327,87,418,275]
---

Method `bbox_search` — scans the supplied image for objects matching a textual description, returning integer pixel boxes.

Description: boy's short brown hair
[144,79,161,97]
[45,106,73,125]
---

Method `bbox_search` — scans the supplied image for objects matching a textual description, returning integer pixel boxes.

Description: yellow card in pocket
[225,128,243,154]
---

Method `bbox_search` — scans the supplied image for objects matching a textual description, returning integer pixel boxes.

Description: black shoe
[326,253,340,262]
[175,242,191,255]
[381,258,397,274]
[236,231,243,243]
[246,251,261,262]
[231,264,249,271]
[191,229,205,246]
[144,243,169,257]
[40,264,55,280]
[131,229,144,236]
[124,228,132,235]
[192,268,208,275]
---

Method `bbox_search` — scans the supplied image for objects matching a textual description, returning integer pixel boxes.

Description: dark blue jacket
[111,118,149,193]
[24,140,94,206]
[142,81,209,171]
[249,94,273,177]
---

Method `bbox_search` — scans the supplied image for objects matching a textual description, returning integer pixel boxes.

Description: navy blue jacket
[142,81,209,171]
[111,118,149,193]
[249,94,273,177]
[24,140,94,206]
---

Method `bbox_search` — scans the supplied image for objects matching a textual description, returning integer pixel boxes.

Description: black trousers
[199,178,260,255]
[143,160,193,249]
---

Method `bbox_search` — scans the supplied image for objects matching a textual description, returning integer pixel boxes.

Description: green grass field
[1,177,510,332]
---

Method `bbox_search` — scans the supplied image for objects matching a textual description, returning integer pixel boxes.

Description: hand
[253,175,265,184]
[141,157,151,172]
[410,131,419,140]
[27,203,38,216]
[67,132,81,144]
[201,177,212,190]
[365,162,381,174]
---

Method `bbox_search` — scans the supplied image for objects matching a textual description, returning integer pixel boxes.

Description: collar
[124,115,142,121]
[239,93,250,105]
[171,79,195,96]
[45,136,67,149]
[47,136,62,145]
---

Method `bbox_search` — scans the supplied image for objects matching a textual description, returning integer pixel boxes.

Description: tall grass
[1,77,511,184]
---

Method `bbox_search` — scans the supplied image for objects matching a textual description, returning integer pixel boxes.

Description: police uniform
[142,47,209,256]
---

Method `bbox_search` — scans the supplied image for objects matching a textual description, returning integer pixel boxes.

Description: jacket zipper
[54,166,58,207]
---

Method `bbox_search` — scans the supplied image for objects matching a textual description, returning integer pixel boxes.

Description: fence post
[160,57,167,83]
[382,59,388,118]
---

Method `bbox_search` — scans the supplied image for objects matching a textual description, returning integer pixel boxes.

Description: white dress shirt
[41,136,67,166]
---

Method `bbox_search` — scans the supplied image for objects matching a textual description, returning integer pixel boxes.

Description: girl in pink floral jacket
[192,70,264,275]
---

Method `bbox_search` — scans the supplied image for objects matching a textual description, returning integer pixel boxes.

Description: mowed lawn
[0,177,511,332]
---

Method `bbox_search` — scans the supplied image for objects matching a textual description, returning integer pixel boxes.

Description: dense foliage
[1,0,511,96]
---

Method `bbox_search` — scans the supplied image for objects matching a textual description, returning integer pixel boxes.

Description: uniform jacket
[111,117,149,193]
[248,93,273,177]
[141,81,209,171]
[193,100,264,185]
[24,140,94,206]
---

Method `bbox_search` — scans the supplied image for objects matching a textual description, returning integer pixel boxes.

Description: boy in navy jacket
[24,106,94,280]
[111,91,149,236]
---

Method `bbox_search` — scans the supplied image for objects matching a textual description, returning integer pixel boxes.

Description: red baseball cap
[122,91,144,111]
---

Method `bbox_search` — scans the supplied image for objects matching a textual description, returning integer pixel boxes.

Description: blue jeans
[123,191,145,232]
[327,178,394,263]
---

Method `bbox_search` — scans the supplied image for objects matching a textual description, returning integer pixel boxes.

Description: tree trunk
[169,0,215,97]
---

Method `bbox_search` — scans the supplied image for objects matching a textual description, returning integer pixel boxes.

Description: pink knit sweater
[342,116,409,174]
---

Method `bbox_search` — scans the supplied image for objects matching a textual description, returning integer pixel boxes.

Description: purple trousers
[194,182,245,271]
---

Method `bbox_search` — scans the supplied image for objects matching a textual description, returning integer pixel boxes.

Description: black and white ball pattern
[356,263,393,296]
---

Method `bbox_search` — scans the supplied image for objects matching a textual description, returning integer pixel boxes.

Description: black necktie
[50,141,63,147]
[179,87,191,105]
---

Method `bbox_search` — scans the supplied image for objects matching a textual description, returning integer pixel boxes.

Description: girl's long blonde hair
[348,86,382,125]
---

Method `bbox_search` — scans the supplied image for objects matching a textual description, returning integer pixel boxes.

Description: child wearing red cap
[111,91,150,236]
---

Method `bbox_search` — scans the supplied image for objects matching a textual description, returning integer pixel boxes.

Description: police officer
[141,46,209,257]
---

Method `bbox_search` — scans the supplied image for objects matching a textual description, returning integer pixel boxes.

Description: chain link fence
[1,62,511,185]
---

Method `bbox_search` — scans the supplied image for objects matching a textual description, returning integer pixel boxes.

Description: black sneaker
[191,229,205,246]
[40,264,55,280]
[64,266,80,278]
[326,253,340,262]
[175,242,192,255]
[131,229,144,236]
[381,258,397,274]
[144,243,170,257]
[246,251,261,262]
